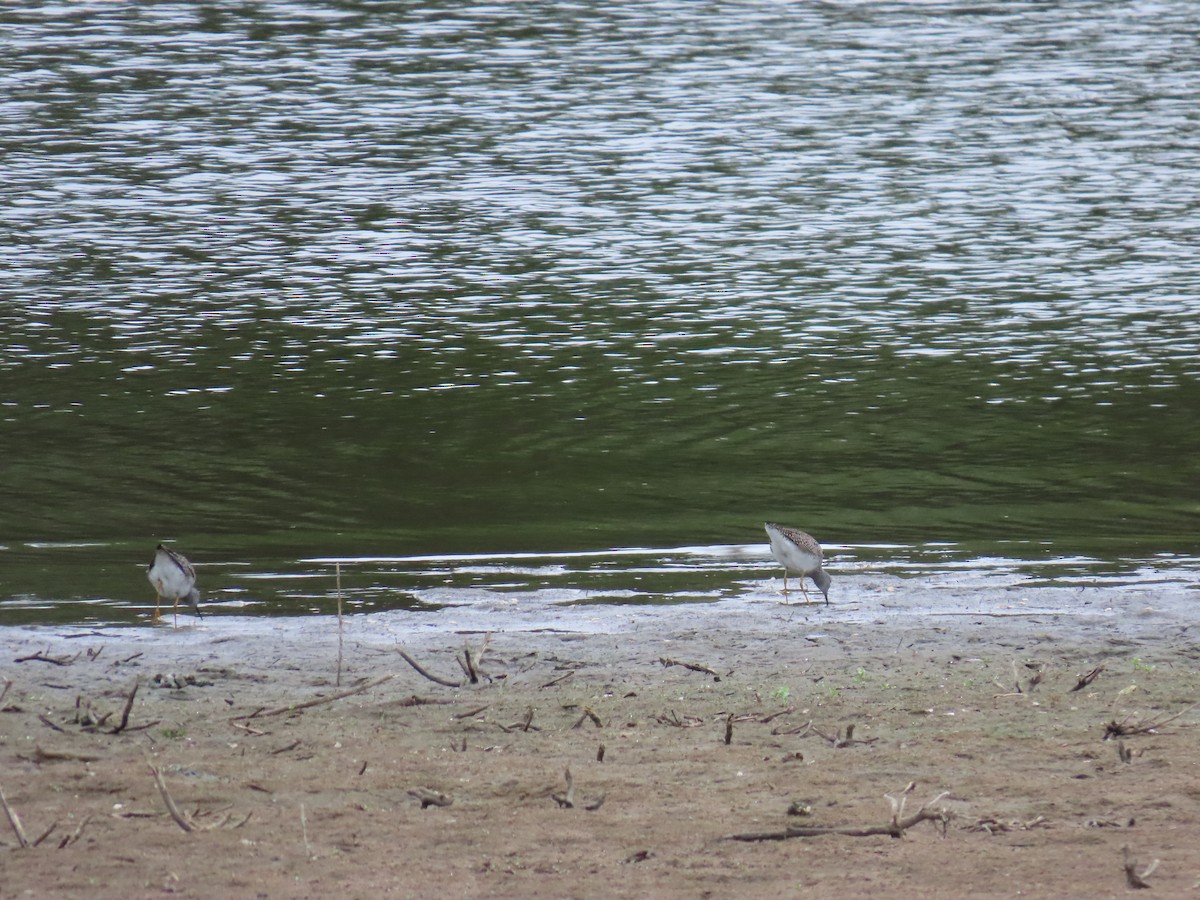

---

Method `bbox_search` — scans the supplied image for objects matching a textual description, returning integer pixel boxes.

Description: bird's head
[812,569,832,604]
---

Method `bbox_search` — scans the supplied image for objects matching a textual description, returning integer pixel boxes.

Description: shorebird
[147,544,202,626]
[764,522,831,604]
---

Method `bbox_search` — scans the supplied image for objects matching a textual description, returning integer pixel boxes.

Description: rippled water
[2,2,1198,623]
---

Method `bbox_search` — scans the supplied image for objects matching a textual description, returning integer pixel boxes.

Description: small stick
[335,561,344,688]
[658,657,721,680]
[38,714,66,733]
[724,714,734,745]
[301,803,312,858]
[270,740,302,755]
[14,649,77,666]
[452,705,490,720]
[231,721,266,736]
[32,821,58,847]
[57,814,91,849]
[396,650,463,688]
[759,706,796,724]
[572,707,602,729]
[234,674,395,719]
[109,679,140,734]
[0,784,31,848]
[541,670,575,689]
[597,743,606,763]
[460,647,479,684]
[1070,666,1104,692]
[148,764,195,833]
[0,679,13,709]
[725,790,951,841]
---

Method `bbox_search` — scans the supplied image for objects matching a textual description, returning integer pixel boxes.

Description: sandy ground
[2,583,1199,898]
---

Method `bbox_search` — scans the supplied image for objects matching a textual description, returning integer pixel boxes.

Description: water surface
[2,2,1198,623]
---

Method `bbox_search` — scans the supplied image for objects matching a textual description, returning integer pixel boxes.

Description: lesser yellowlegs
[764,522,831,604]
[147,544,202,626]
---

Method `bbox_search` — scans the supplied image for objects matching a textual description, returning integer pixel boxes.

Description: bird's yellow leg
[782,571,790,605]
[800,580,811,604]
[173,597,179,629]
[153,592,162,624]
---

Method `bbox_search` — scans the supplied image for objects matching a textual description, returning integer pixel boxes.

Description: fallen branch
[658,657,721,681]
[397,650,463,688]
[0,679,12,709]
[14,649,79,667]
[234,674,395,720]
[724,784,950,841]
[1104,703,1197,740]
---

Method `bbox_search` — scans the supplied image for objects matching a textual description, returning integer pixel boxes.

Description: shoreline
[2,585,1198,897]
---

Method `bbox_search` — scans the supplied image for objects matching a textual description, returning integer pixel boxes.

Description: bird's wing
[777,526,822,559]
[163,547,196,581]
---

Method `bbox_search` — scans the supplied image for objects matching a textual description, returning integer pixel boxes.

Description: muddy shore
[2,582,1198,897]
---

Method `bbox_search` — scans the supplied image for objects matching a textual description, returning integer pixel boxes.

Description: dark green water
[2,2,1198,623]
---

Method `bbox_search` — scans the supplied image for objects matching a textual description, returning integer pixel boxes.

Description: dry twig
[234,674,395,720]
[658,657,721,680]
[1070,665,1104,692]
[109,680,139,735]
[148,764,196,833]
[14,648,79,666]
[540,670,575,689]
[1,784,31,848]
[397,650,463,687]
[1104,703,1197,740]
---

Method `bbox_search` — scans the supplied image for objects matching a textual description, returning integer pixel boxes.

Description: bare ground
[2,588,1199,898]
